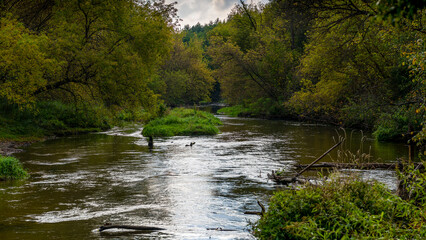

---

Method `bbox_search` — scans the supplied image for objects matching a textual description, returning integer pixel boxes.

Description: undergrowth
[253,173,426,239]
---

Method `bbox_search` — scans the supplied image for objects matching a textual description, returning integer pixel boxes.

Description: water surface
[0,116,409,239]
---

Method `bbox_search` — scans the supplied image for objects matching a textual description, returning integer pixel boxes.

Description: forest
[0,0,424,148]
[0,0,424,146]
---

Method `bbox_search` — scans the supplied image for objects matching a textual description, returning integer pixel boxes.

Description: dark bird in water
[185,142,196,147]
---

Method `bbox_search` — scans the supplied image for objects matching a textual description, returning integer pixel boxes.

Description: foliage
[0,156,28,180]
[254,174,426,239]
[218,98,290,118]
[0,99,114,140]
[142,108,222,137]
[207,2,301,105]
[218,105,250,117]
[373,105,423,141]
[153,34,215,106]
[1,0,176,112]
[0,15,57,106]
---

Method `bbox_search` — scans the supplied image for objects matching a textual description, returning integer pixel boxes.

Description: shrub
[373,106,422,141]
[253,174,426,239]
[0,156,28,180]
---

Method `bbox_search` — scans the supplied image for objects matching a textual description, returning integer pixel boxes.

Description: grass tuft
[0,156,29,180]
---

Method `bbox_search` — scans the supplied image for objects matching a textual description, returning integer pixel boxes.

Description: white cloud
[166,0,268,27]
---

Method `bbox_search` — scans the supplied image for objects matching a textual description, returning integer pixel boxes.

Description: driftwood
[206,227,237,231]
[267,171,307,185]
[244,200,266,216]
[295,162,424,170]
[268,140,344,185]
[99,225,165,232]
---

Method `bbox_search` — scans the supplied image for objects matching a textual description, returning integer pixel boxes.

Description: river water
[0,115,410,239]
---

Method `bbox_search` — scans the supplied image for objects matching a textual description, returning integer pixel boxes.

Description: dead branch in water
[295,162,420,170]
[99,225,165,232]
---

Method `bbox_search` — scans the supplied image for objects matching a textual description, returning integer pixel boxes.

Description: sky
[166,0,268,27]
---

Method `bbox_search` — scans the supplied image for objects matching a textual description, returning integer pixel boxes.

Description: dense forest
[0,0,424,147]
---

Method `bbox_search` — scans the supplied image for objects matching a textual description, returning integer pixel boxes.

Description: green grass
[218,98,291,118]
[217,105,250,117]
[0,156,29,180]
[253,173,426,239]
[0,100,115,141]
[142,108,222,137]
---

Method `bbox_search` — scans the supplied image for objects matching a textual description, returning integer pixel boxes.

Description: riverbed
[0,115,409,239]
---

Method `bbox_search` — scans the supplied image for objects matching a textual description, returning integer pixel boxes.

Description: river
[0,114,410,239]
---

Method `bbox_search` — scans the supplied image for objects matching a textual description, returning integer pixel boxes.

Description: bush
[253,174,426,239]
[142,108,222,137]
[373,106,422,141]
[0,156,28,180]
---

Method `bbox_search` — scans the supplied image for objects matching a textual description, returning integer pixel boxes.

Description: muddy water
[0,116,409,239]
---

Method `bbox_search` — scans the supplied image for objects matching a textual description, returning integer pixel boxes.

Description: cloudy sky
[166,0,268,27]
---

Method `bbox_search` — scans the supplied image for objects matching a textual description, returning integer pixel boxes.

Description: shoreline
[0,141,37,156]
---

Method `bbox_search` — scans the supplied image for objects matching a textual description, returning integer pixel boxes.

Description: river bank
[0,140,38,156]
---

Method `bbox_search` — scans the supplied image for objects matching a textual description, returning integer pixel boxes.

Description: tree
[154,34,215,106]
[1,0,177,112]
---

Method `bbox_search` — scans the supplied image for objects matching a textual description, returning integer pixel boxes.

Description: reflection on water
[0,117,409,239]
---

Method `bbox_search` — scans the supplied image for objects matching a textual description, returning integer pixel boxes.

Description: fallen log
[206,227,236,231]
[244,200,266,216]
[99,225,165,232]
[294,140,344,178]
[295,162,423,170]
[267,171,307,185]
[268,140,344,185]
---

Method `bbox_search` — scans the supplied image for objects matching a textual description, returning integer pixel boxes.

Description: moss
[0,156,29,180]
[142,108,222,137]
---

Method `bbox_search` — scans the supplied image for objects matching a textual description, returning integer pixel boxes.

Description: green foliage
[142,108,222,137]
[0,14,57,106]
[218,105,250,117]
[218,98,290,118]
[153,34,215,106]
[207,2,300,105]
[0,99,114,140]
[0,156,28,180]
[254,174,426,239]
[373,106,423,141]
[1,0,176,113]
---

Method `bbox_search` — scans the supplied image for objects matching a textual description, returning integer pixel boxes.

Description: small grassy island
[0,156,28,181]
[142,108,222,138]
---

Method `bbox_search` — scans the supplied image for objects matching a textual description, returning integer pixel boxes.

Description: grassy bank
[218,98,424,143]
[253,173,426,239]
[0,100,154,142]
[0,156,28,180]
[142,108,222,137]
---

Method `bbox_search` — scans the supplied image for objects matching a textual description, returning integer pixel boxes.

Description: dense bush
[142,108,222,137]
[373,106,423,141]
[254,174,426,239]
[0,156,28,180]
